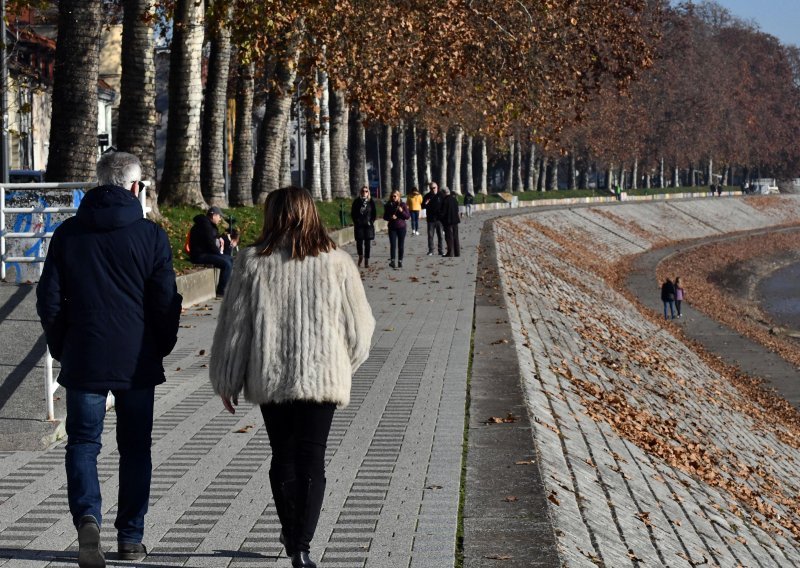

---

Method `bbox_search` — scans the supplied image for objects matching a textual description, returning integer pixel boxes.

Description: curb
[462,218,560,567]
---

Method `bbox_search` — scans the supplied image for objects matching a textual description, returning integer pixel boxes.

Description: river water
[758,261,800,330]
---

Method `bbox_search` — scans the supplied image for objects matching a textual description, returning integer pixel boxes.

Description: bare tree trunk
[721,164,729,186]
[644,171,651,189]
[252,31,300,203]
[513,137,523,192]
[539,157,548,191]
[659,157,665,188]
[396,120,406,194]
[305,96,321,199]
[200,4,231,206]
[548,158,558,191]
[329,88,349,198]
[410,123,419,190]
[464,135,474,195]
[229,61,254,206]
[504,137,514,192]
[525,142,535,191]
[349,104,367,196]
[280,123,292,187]
[47,0,103,182]
[605,167,613,192]
[451,125,463,194]
[438,130,448,189]
[423,129,432,186]
[318,67,331,201]
[118,0,158,215]
[479,137,488,194]
[672,165,680,188]
[579,163,588,189]
[707,157,713,187]
[568,153,577,190]
[382,124,393,198]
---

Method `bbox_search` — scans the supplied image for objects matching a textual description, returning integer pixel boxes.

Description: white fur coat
[209,247,375,407]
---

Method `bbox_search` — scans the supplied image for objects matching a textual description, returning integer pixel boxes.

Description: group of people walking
[351,182,467,269]
[37,151,375,568]
[660,276,686,319]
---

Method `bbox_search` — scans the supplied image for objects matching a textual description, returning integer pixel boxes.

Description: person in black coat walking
[440,188,461,257]
[422,182,445,256]
[351,186,376,267]
[36,151,182,567]
[383,190,411,268]
[661,278,676,319]
[189,205,233,296]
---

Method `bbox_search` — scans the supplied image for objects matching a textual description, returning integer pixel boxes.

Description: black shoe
[364,258,369,268]
[389,260,396,269]
[398,260,403,268]
[118,542,147,561]
[292,550,317,568]
[77,516,105,568]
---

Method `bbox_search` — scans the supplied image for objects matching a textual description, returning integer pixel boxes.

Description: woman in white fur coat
[210,186,375,568]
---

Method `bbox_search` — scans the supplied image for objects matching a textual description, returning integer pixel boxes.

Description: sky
[684,0,800,47]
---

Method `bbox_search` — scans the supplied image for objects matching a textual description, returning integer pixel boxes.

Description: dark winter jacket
[189,214,221,258]
[351,198,377,241]
[463,193,474,205]
[383,200,411,230]
[36,184,182,391]
[422,191,444,222]
[660,280,676,302]
[441,194,461,226]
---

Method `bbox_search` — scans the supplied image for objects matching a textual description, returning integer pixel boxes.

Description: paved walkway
[0,214,496,567]
[0,284,65,450]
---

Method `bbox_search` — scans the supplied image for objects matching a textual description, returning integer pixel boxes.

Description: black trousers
[443,224,460,257]
[261,401,335,553]
[355,238,371,259]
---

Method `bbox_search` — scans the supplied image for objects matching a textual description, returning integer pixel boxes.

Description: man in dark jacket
[189,205,232,296]
[36,151,182,567]
[440,188,461,257]
[422,182,444,256]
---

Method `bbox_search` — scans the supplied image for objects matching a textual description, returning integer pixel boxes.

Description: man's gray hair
[96,151,142,188]
[441,187,450,195]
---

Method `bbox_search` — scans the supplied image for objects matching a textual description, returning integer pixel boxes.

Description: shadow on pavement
[0,547,276,567]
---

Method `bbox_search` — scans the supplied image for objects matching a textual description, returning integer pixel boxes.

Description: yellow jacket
[406,193,423,211]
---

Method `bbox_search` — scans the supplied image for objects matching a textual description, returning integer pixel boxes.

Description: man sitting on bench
[189,206,233,297]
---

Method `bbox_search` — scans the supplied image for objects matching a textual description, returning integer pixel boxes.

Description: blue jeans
[191,253,233,296]
[65,387,155,544]
[663,301,675,319]
[409,211,420,232]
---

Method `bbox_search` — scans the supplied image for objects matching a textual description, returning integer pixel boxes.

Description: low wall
[176,219,389,307]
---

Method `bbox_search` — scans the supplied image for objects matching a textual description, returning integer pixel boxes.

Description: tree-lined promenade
[10,0,797,214]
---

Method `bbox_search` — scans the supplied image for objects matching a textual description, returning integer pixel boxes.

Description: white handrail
[1,181,151,421]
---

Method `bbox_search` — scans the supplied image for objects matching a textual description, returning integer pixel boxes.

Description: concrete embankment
[493,195,800,567]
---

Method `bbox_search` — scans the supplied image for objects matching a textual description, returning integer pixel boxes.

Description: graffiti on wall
[3,189,85,283]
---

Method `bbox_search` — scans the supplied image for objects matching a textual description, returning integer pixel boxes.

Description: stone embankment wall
[494,196,800,567]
